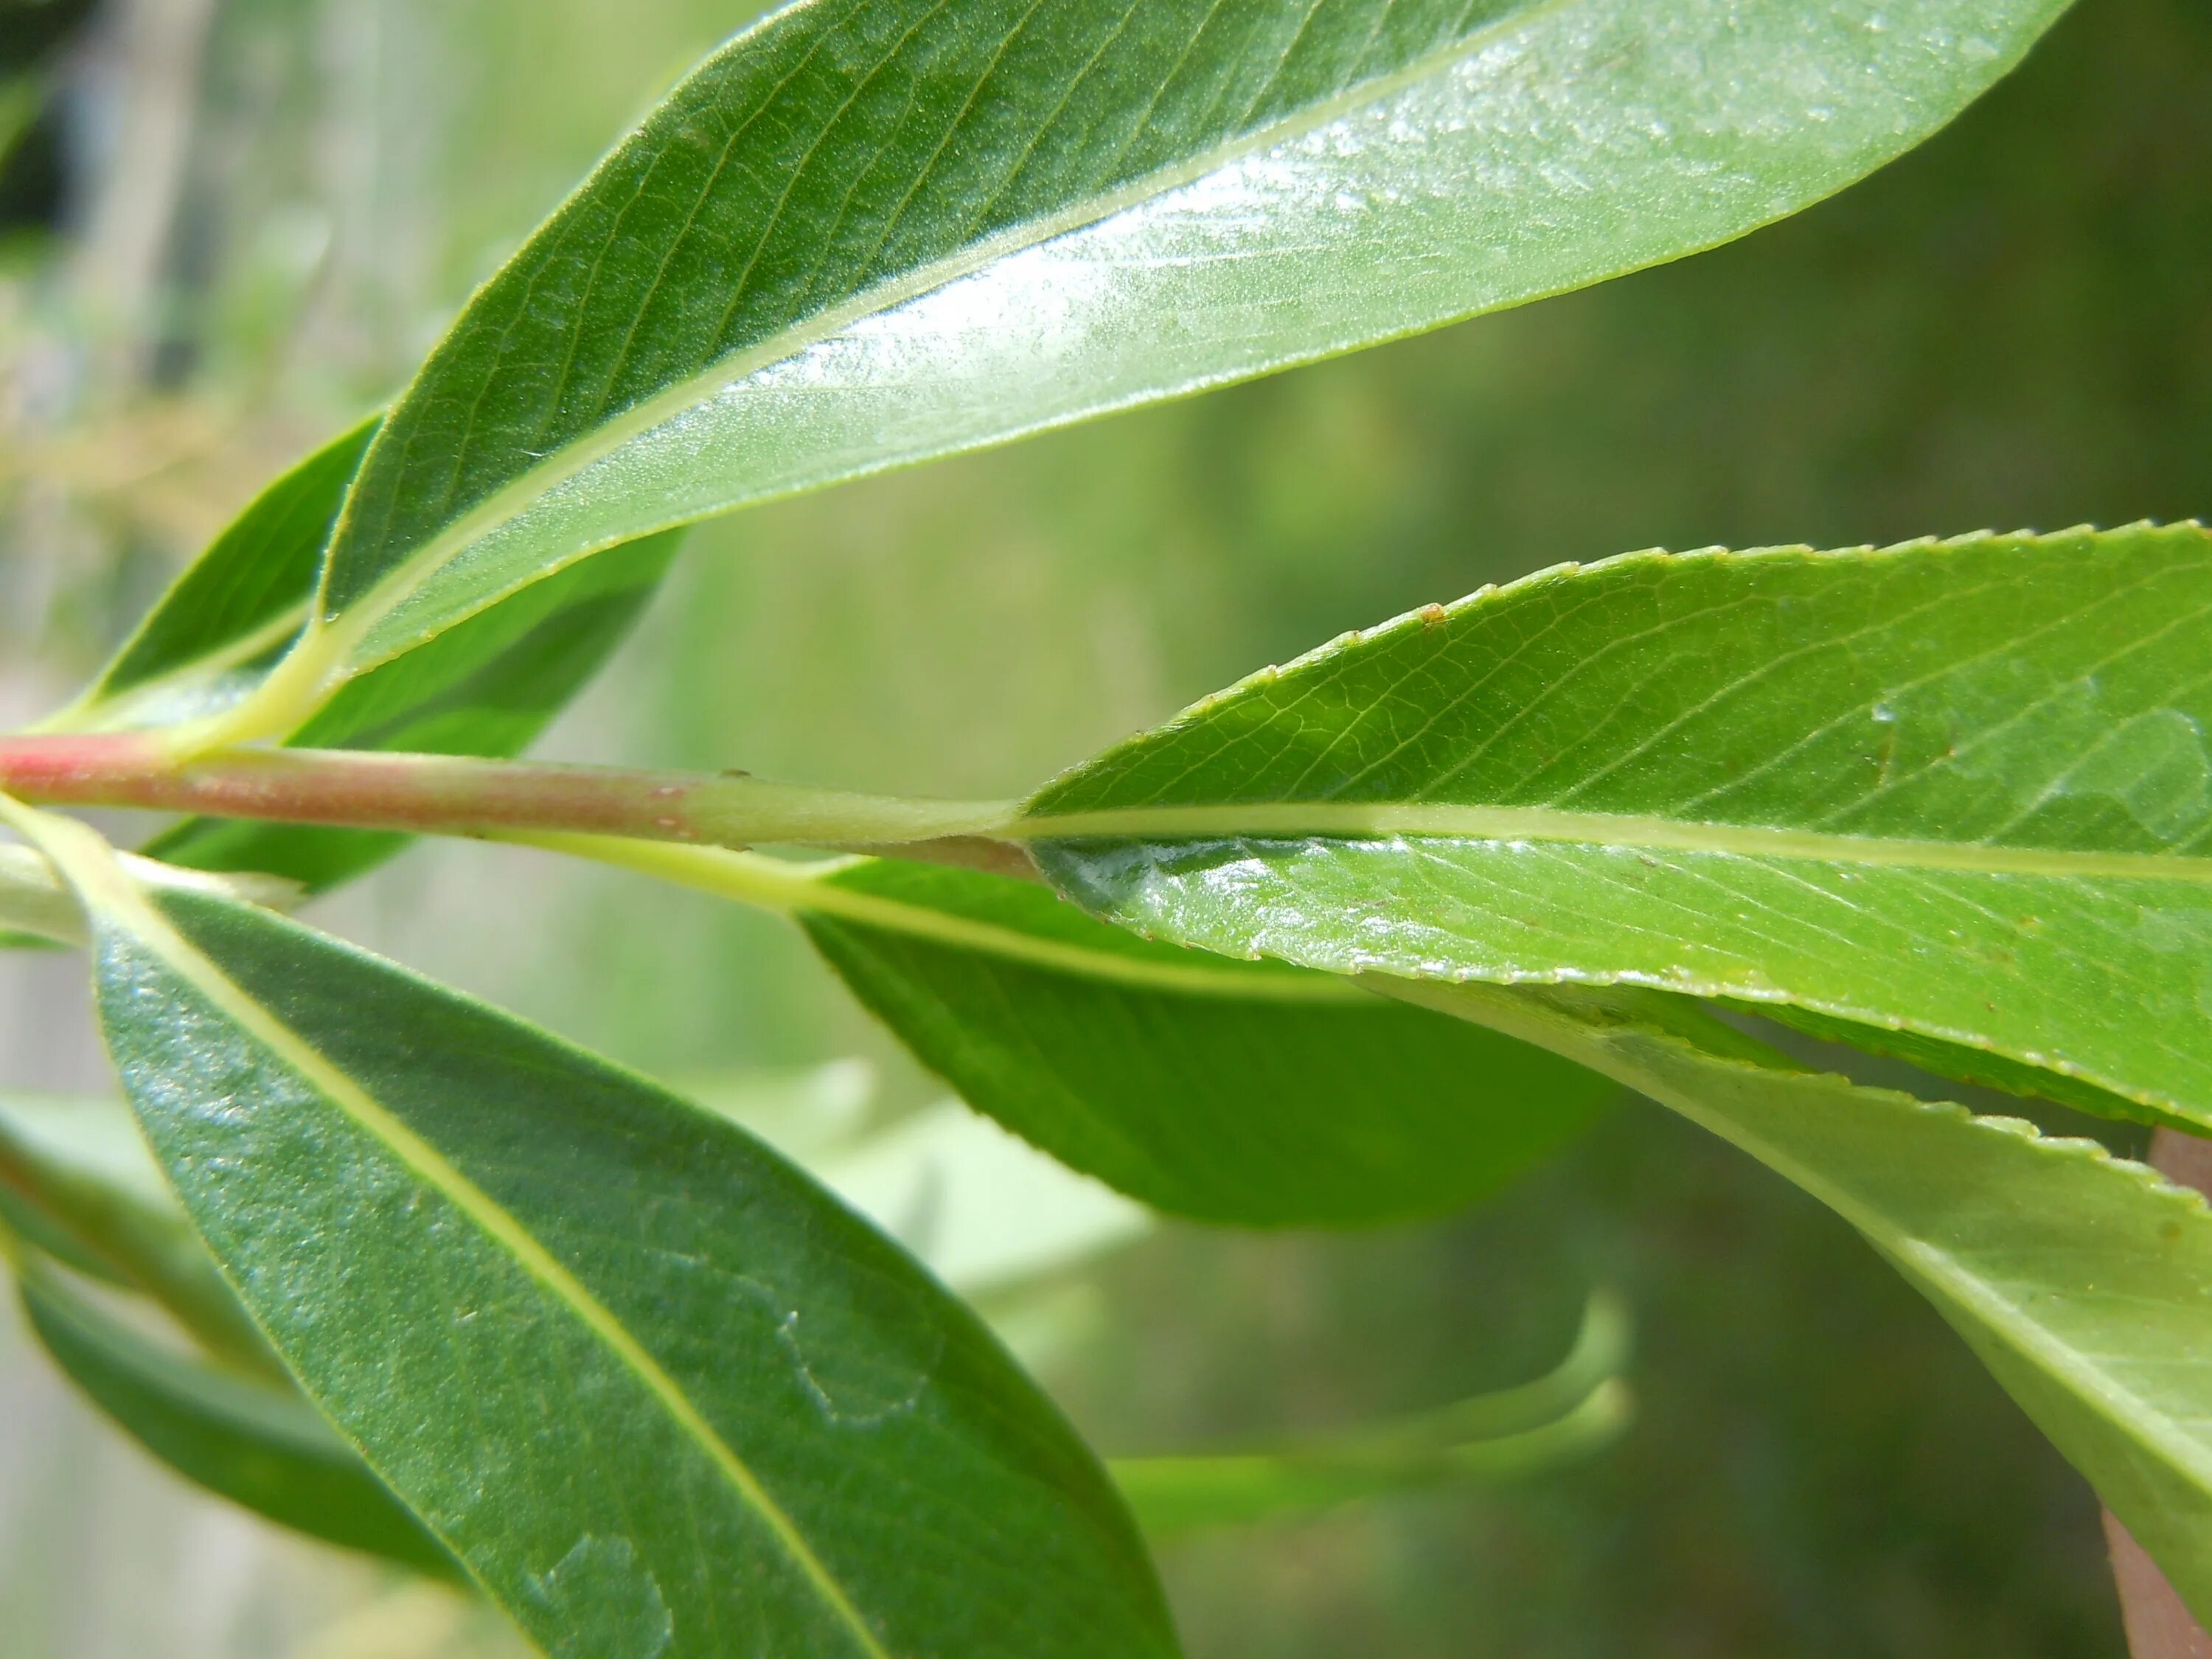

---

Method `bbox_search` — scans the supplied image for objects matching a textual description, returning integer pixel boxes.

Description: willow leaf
[546,840,1614,1225]
[1026,524,2212,1130]
[15,1259,459,1579]
[1386,975,2212,1625]
[223,0,2065,733]
[13,809,1175,1659]
[1736,1001,2194,1130]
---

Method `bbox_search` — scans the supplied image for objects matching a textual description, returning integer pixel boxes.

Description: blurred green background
[0,0,2205,1653]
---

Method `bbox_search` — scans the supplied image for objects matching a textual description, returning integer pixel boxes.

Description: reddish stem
[0,734,714,838]
[0,733,1012,853]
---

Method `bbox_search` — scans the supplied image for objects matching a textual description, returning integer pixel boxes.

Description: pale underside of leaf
[1383,977,2212,1624]
[1115,1290,1631,1537]
[1026,526,2212,1128]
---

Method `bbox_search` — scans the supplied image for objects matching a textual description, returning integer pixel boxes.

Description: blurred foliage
[0,0,2205,1654]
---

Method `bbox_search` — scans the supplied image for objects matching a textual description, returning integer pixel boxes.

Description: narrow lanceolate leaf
[0,1090,275,1374]
[14,810,1176,1659]
[1113,1292,1631,1539]
[542,838,1614,1225]
[1386,976,2212,1626]
[215,0,2067,737]
[14,1259,458,1579]
[1026,524,2212,1131]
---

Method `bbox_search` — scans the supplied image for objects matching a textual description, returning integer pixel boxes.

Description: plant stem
[0,734,1018,850]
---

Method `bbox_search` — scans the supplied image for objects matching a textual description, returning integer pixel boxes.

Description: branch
[0,735,1016,852]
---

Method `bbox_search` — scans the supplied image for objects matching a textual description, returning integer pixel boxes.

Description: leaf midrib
[319,0,1577,672]
[1015,801,2212,882]
[29,814,892,1659]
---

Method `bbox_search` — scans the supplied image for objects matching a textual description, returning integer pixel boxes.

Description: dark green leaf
[18,809,1178,1659]
[1026,525,2212,1130]
[1386,974,2212,1625]
[215,0,2067,732]
[15,1257,459,1578]
[554,841,1615,1225]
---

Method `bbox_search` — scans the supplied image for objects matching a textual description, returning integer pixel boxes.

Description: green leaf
[145,530,681,888]
[1385,975,2212,1626]
[13,1256,459,1579]
[0,1089,276,1373]
[224,0,2067,731]
[15,809,1177,1659]
[550,841,1615,1225]
[1111,1292,1631,1539]
[1025,525,2212,1130]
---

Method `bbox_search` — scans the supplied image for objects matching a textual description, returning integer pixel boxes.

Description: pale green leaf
[226,0,2067,731]
[14,810,1178,1659]
[1386,974,2212,1625]
[1112,1292,1630,1539]
[0,842,297,949]
[1026,525,2212,1129]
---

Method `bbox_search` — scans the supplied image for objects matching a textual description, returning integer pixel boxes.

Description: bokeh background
[0,0,2206,1653]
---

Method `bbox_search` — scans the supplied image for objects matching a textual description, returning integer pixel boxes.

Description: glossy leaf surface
[560,841,1614,1225]
[250,0,2065,710]
[22,813,1176,1659]
[1388,976,2212,1625]
[15,1259,458,1577]
[1028,525,2212,1129]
